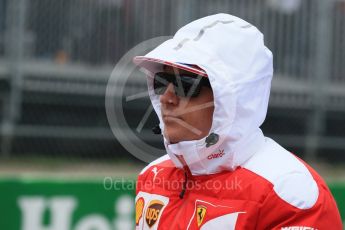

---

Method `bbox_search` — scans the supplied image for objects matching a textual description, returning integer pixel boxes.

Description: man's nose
[160,83,179,105]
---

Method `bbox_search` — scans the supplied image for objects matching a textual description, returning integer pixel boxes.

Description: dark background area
[0,0,344,165]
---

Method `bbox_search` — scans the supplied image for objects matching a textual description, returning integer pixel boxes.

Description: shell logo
[135,197,145,226]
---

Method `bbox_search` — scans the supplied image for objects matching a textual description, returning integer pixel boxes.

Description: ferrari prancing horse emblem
[196,205,207,227]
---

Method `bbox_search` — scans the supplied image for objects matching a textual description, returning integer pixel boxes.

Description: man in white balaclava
[133,13,342,229]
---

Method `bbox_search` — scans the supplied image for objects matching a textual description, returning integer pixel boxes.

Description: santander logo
[207,149,225,160]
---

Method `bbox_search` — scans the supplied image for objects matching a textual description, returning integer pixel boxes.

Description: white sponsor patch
[281,226,317,230]
[135,192,169,230]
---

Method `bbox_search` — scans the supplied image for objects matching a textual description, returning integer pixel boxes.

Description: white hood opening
[135,13,273,175]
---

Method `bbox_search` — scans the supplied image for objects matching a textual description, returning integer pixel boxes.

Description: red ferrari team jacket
[133,13,343,230]
[135,139,342,230]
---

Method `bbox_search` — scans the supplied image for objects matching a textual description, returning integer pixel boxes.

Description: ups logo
[145,200,164,227]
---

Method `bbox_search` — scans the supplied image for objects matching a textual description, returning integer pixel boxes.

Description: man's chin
[163,129,197,144]
[164,135,181,144]
[164,129,183,144]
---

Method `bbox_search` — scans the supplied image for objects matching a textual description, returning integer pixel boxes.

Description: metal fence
[0,0,344,162]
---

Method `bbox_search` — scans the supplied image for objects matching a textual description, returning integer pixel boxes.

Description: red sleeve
[255,183,343,230]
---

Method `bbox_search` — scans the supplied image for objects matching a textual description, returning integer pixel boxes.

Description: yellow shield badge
[196,205,207,227]
[135,197,145,226]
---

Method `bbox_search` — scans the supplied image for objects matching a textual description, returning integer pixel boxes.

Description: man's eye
[155,86,167,95]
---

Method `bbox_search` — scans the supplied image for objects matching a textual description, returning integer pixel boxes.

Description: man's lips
[162,114,182,122]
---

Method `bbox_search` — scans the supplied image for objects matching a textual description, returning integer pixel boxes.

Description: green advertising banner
[0,178,344,230]
[329,182,345,225]
[0,177,136,230]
